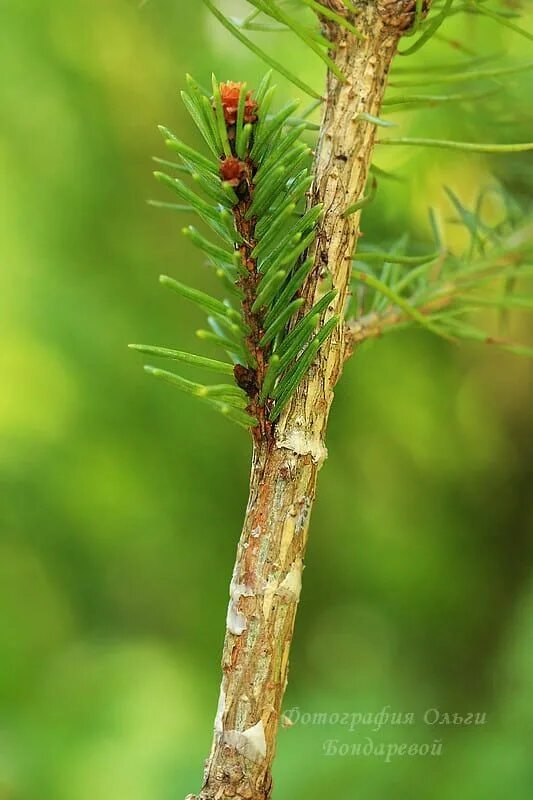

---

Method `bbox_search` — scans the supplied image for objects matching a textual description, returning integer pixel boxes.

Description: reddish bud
[219,81,258,126]
[220,156,247,187]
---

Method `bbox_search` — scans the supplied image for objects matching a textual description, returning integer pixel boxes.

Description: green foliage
[350,189,533,356]
[202,1,533,153]
[378,137,533,154]
[201,0,322,98]
[4,4,533,799]
[133,72,336,429]
[134,1,533,430]
[470,1,533,42]
[399,0,454,56]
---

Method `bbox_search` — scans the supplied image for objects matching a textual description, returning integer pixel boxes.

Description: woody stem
[191,3,420,798]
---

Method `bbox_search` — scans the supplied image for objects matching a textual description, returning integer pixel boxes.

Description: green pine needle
[277,290,338,360]
[399,0,454,57]
[197,383,249,404]
[343,178,378,217]
[354,250,440,266]
[249,0,346,80]
[144,366,257,427]
[378,138,533,154]
[264,257,315,328]
[300,0,365,41]
[180,90,220,157]
[163,135,219,174]
[182,225,237,266]
[473,2,533,43]
[160,274,238,319]
[355,112,398,128]
[388,61,533,88]
[235,82,248,159]
[148,200,194,212]
[212,74,233,158]
[129,345,235,375]
[259,298,305,347]
[260,354,281,402]
[196,328,243,356]
[252,270,287,312]
[352,269,452,340]
[152,156,189,173]
[270,316,339,421]
[201,0,322,99]
[276,313,320,373]
[382,87,500,110]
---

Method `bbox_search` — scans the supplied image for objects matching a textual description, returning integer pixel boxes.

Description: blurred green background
[1,1,532,798]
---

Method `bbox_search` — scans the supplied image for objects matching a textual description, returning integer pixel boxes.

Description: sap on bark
[277,558,303,601]
[275,427,328,465]
[226,579,255,635]
[224,720,267,763]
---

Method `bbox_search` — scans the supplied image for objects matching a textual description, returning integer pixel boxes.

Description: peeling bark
[194,440,318,799]
[190,3,418,798]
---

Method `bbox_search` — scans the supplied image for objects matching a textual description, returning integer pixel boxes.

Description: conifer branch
[130,2,533,798]
[346,208,533,353]
[183,4,438,798]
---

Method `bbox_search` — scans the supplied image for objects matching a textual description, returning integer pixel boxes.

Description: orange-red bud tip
[220,156,247,187]
[219,81,258,126]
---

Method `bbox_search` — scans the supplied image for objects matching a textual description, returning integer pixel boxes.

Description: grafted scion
[132,73,338,437]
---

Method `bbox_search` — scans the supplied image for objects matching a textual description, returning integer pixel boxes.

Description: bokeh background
[1,1,532,798]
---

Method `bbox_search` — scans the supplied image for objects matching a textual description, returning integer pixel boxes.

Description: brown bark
[190,3,417,798]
